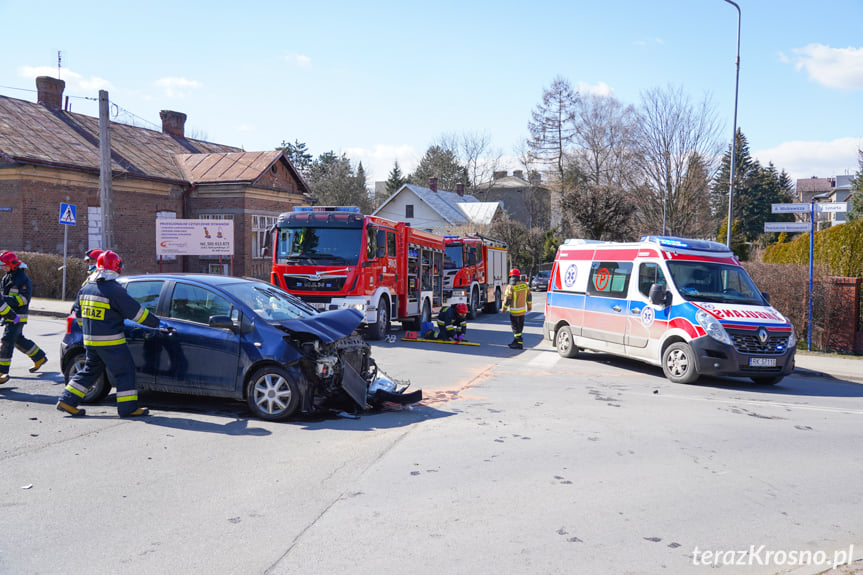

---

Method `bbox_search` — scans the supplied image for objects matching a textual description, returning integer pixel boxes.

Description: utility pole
[99,90,113,250]
[723,0,741,249]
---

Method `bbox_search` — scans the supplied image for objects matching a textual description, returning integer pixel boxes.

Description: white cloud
[577,81,614,97]
[341,144,420,184]
[18,65,114,94]
[753,137,861,183]
[154,77,202,98]
[285,53,312,68]
[791,44,863,91]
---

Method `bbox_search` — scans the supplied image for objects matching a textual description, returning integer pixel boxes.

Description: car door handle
[612,305,622,313]
[159,326,176,335]
[630,307,641,314]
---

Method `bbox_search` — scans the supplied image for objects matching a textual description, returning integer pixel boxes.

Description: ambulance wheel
[751,376,783,386]
[468,287,480,320]
[367,295,390,340]
[662,342,700,384]
[555,326,579,359]
[246,366,300,421]
[64,350,112,403]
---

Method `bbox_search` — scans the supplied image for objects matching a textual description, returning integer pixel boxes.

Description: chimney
[513,170,524,179]
[429,177,438,193]
[493,170,507,180]
[160,110,187,138]
[36,76,65,110]
[456,183,464,196]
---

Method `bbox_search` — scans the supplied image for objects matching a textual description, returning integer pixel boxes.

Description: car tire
[367,295,390,340]
[63,349,112,403]
[246,365,300,421]
[662,342,700,384]
[555,326,579,358]
[751,376,783,386]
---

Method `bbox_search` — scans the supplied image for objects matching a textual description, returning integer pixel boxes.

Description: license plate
[309,302,326,310]
[749,357,776,367]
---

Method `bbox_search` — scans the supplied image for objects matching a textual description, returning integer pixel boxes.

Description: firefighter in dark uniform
[434,303,469,341]
[57,251,159,417]
[502,268,532,349]
[0,251,48,384]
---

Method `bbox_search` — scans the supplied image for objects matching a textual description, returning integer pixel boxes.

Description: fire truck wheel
[367,295,390,340]
[483,288,501,314]
[468,287,480,320]
[555,326,579,358]
[662,342,700,384]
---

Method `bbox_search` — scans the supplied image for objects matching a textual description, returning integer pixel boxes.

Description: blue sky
[2,0,862,187]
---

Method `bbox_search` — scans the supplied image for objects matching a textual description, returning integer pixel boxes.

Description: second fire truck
[443,234,508,318]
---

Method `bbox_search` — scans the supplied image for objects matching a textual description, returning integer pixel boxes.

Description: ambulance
[544,236,797,385]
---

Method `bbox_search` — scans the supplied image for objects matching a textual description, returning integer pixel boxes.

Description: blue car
[60,274,419,421]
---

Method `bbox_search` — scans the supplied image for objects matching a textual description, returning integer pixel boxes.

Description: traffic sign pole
[59,203,77,301]
[808,202,814,351]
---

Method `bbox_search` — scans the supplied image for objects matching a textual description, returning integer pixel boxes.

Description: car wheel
[63,350,112,403]
[468,287,480,320]
[751,376,783,386]
[662,342,700,384]
[367,295,390,340]
[246,366,300,421]
[555,326,579,358]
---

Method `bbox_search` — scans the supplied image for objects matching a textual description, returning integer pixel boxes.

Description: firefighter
[0,251,48,384]
[502,268,532,349]
[83,248,103,274]
[434,303,469,341]
[57,251,160,417]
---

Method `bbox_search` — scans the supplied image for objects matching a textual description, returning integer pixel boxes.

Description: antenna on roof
[57,50,62,79]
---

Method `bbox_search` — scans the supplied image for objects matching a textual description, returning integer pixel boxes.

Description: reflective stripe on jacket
[76,275,159,347]
[503,282,532,316]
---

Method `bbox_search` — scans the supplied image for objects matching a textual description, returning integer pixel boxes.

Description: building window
[198,214,233,260]
[252,215,277,259]
[405,204,414,218]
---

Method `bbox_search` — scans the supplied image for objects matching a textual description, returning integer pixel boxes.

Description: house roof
[0,93,288,187]
[457,201,501,225]
[796,177,833,193]
[374,183,480,225]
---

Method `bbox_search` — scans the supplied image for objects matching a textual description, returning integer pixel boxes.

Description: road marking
[528,352,561,369]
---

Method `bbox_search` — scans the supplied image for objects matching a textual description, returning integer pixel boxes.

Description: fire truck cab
[268,207,444,339]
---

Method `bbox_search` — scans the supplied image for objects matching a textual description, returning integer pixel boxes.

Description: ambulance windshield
[666,261,766,306]
[276,227,362,265]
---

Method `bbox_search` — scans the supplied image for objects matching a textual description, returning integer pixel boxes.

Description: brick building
[0,76,310,278]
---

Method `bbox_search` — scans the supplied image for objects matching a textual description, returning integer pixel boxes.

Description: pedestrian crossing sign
[59,203,77,225]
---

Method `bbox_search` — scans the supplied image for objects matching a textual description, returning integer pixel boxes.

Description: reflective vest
[503,282,531,316]
[75,273,159,346]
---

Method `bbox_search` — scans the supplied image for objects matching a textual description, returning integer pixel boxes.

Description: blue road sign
[59,203,77,225]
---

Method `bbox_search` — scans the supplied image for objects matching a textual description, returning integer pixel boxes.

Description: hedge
[764,219,863,277]
[6,251,90,301]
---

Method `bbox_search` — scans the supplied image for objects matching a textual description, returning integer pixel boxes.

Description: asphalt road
[2,298,862,575]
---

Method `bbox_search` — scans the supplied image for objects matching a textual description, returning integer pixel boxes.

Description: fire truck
[443,234,508,318]
[266,207,445,339]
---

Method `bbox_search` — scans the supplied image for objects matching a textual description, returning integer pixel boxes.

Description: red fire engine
[267,207,445,339]
[443,234,508,318]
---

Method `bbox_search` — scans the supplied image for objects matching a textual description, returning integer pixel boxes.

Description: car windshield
[537,271,550,279]
[221,281,318,322]
[276,226,362,265]
[666,261,765,305]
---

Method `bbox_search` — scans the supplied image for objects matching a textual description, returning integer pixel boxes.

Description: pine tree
[385,160,406,196]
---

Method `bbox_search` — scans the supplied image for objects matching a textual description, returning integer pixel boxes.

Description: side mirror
[209,315,237,331]
[761,291,770,304]
[376,247,386,259]
[649,283,671,307]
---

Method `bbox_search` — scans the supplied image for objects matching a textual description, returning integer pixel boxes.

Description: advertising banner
[156,219,234,256]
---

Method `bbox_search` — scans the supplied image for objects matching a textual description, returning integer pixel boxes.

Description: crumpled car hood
[275,308,364,343]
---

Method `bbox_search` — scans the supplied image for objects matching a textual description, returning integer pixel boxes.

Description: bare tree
[514,141,550,230]
[434,131,503,194]
[561,181,636,241]
[570,94,639,187]
[632,85,722,237]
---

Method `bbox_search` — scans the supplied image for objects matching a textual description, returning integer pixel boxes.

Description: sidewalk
[27,297,862,384]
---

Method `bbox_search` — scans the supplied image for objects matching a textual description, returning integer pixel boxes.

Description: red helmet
[0,251,21,270]
[455,303,468,315]
[84,248,104,262]
[509,268,520,278]
[97,251,123,273]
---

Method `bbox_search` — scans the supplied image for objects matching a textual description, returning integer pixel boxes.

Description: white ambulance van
[544,236,796,385]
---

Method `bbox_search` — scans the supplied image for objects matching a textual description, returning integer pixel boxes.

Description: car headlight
[788,326,797,349]
[696,309,732,346]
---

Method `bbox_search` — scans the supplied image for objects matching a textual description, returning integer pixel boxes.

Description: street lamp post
[724,0,741,249]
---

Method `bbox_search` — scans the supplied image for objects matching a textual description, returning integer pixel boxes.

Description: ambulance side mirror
[761,291,770,304]
[649,283,672,307]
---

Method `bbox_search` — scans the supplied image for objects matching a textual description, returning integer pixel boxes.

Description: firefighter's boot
[56,401,86,417]
[29,356,47,373]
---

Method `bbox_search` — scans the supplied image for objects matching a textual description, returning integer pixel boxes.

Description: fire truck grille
[728,330,789,355]
[282,275,346,291]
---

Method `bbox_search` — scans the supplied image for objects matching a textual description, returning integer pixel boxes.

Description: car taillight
[66,314,76,334]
